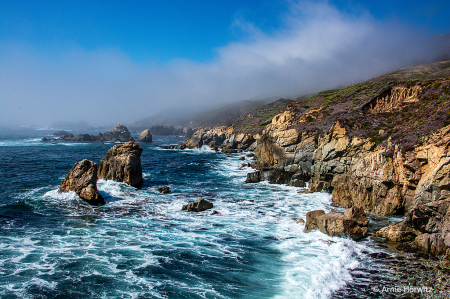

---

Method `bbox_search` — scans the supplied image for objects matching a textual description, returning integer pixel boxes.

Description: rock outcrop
[185,126,256,152]
[304,207,370,240]
[143,125,194,137]
[100,124,134,142]
[97,141,143,188]
[182,198,214,212]
[60,159,105,206]
[58,124,134,142]
[138,129,152,143]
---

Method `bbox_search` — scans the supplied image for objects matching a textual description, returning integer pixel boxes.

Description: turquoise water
[0,128,374,298]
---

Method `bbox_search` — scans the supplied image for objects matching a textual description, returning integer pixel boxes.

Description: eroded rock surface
[183,78,450,255]
[97,141,143,188]
[138,129,152,143]
[304,207,370,240]
[60,159,104,206]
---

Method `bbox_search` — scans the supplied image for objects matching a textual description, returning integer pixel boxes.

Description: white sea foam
[1,144,373,298]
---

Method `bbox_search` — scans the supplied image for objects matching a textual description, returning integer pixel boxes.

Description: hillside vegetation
[270,60,450,148]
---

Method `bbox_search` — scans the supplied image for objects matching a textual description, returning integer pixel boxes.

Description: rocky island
[59,141,143,204]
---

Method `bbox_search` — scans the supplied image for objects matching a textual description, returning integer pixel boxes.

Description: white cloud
[0,1,443,127]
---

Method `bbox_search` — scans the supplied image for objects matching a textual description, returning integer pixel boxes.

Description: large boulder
[376,219,418,242]
[303,207,369,240]
[182,198,213,212]
[303,210,326,233]
[60,159,105,206]
[138,129,152,143]
[344,206,370,226]
[97,141,143,187]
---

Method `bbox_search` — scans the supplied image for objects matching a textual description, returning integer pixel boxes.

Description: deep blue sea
[0,128,398,298]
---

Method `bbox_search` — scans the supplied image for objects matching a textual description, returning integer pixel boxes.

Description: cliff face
[97,141,143,188]
[185,74,450,255]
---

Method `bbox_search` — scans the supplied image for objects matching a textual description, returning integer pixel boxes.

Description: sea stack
[138,129,152,143]
[60,159,105,206]
[99,124,134,142]
[97,141,143,187]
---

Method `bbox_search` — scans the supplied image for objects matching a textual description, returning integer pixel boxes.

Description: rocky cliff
[185,65,450,256]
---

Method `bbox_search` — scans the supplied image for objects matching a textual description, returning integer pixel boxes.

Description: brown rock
[60,159,104,206]
[316,212,367,239]
[304,207,369,240]
[138,129,152,143]
[415,233,448,255]
[344,206,370,226]
[376,219,418,242]
[182,198,214,212]
[97,141,143,187]
[303,210,326,233]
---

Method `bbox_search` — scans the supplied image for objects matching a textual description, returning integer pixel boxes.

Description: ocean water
[0,128,395,299]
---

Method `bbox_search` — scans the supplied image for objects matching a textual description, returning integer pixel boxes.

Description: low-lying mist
[0,2,448,128]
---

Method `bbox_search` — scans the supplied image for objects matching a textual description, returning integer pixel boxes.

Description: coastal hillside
[133,98,278,130]
[185,99,276,128]
[185,59,450,257]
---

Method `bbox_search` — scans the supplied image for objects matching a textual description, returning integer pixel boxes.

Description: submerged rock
[60,159,104,206]
[158,186,171,194]
[138,129,152,143]
[97,141,143,188]
[182,198,214,212]
[160,144,187,150]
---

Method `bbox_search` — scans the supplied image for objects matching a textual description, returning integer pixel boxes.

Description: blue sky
[1,0,449,127]
[2,0,449,63]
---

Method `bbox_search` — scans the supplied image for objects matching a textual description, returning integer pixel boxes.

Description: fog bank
[0,2,447,128]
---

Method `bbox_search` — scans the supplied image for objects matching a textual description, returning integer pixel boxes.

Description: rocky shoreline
[178,75,450,296]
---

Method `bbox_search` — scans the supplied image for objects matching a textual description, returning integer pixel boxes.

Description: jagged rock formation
[182,198,214,212]
[138,129,152,143]
[58,124,134,142]
[185,126,256,151]
[143,125,194,136]
[60,159,105,206]
[97,141,143,187]
[100,124,134,142]
[184,71,450,256]
[303,207,370,240]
